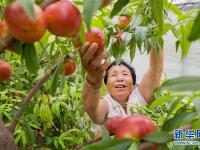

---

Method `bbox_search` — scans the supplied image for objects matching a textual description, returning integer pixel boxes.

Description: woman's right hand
[79,42,110,86]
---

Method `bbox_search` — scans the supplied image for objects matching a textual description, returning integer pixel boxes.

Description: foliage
[1,0,200,149]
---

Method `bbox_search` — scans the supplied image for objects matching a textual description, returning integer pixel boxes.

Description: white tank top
[103,86,147,118]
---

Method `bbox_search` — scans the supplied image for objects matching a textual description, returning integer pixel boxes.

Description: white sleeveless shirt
[103,86,147,118]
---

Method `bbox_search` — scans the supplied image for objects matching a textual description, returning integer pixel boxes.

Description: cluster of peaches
[0,0,131,82]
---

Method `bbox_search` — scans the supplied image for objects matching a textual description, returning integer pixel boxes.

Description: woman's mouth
[115,84,127,88]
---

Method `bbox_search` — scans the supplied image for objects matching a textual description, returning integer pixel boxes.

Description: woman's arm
[82,80,108,124]
[79,42,110,124]
[139,47,164,103]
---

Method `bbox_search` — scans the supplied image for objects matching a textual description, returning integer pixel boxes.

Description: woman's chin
[112,93,129,102]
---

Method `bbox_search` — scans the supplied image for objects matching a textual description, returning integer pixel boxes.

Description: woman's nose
[116,74,124,81]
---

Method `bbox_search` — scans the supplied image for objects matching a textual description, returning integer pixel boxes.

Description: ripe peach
[72,28,105,54]
[118,16,131,29]
[0,21,8,39]
[0,60,12,82]
[85,28,105,53]
[45,0,82,37]
[106,116,124,135]
[62,60,76,76]
[4,2,47,43]
[115,114,156,140]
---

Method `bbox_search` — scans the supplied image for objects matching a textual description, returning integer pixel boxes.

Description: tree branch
[75,136,102,150]
[8,63,58,133]
[0,0,58,53]
[0,34,15,53]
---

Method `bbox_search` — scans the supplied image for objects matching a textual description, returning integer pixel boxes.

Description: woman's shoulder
[129,84,147,105]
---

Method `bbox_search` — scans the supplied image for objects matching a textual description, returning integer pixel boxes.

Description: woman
[79,42,164,125]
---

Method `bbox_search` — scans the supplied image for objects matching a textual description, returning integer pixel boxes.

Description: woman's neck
[116,98,128,113]
[122,102,128,113]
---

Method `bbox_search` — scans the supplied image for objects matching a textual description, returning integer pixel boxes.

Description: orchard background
[0,0,200,149]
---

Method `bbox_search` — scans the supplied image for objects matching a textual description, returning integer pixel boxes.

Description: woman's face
[106,65,134,104]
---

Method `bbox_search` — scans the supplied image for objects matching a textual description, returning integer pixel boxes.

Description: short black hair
[104,60,136,85]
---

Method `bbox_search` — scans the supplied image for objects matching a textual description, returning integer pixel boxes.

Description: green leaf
[54,140,59,149]
[49,58,65,95]
[160,76,200,92]
[79,25,86,45]
[171,145,185,150]
[81,65,86,78]
[17,0,35,21]
[102,131,111,141]
[143,130,171,143]
[135,26,148,51]
[129,15,142,30]
[144,39,151,53]
[22,131,26,145]
[179,24,191,59]
[129,36,136,62]
[52,102,61,118]
[182,112,197,125]
[127,143,137,150]
[58,138,66,149]
[188,11,200,41]
[162,111,192,132]
[192,119,200,129]
[177,9,199,22]
[81,139,132,150]
[166,96,183,117]
[175,40,179,52]
[110,0,129,18]
[150,0,163,33]
[149,94,172,109]
[83,0,102,31]
[15,133,22,144]
[168,4,182,16]
[193,98,200,115]
[162,23,172,35]
[23,44,39,74]
[158,37,164,49]
[59,75,65,93]
[23,118,35,145]
[121,32,132,47]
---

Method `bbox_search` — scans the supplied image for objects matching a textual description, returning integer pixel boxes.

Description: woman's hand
[79,42,110,85]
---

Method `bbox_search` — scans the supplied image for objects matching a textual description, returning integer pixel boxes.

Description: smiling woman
[104,61,135,105]
[79,42,164,128]
[102,61,146,115]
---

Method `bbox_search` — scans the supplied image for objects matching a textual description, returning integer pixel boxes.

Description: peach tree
[0,0,200,149]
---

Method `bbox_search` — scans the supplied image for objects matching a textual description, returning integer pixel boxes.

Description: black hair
[104,60,136,85]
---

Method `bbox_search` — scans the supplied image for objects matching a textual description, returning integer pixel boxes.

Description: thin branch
[138,141,159,150]
[8,63,58,133]
[75,137,102,150]
[0,0,58,53]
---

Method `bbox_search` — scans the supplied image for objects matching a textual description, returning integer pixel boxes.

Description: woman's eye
[123,73,128,76]
[111,74,116,77]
